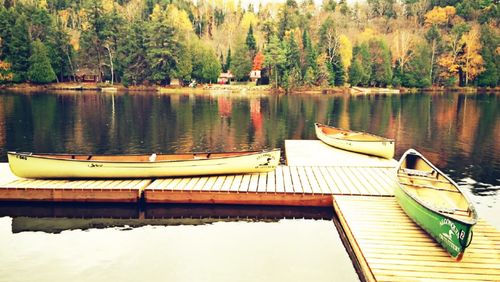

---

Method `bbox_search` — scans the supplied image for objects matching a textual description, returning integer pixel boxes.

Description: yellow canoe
[7,149,281,179]
[314,123,395,159]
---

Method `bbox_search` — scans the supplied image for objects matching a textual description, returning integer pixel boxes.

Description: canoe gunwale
[396,149,478,226]
[7,149,281,165]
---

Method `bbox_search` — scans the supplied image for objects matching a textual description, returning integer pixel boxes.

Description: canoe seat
[402,182,459,193]
[149,153,157,162]
[398,174,449,183]
[403,168,433,177]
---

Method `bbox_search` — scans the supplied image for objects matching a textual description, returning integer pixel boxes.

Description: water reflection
[0,202,333,234]
[0,91,498,188]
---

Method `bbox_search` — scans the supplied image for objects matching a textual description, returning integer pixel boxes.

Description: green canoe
[395,149,478,261]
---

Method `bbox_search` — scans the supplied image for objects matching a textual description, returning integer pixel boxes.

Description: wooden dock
[1,140,499,282]
[334,196,500,282]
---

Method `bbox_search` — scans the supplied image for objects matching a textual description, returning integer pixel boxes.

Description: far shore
[1,82,499,95]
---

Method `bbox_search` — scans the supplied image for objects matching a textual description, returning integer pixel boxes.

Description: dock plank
[266,171,276,193]
[274,166,285,193]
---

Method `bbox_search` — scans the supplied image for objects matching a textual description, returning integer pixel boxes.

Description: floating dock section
[334,196,500,282]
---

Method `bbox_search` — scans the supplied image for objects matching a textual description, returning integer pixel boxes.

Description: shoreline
[1,83,499,94]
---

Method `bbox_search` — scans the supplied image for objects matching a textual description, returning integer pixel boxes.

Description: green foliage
[348,43,371,86]
[368,38,393,86]
[285,32,301,73]
[245,24,257,57]
[231,41,252,81]
[224,47,232,73]
[28,39,57,84]
[191,41,221,83]
[477,24,499,87]
[146,17,179,84]
[264,35,286,87]
[8,15,31,82]
[393,42,432,88]
[117,19,150,86]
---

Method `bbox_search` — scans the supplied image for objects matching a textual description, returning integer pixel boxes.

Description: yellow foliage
[39,0,47,9]
[424,6,456,26]
[69,30,80,51]
[165,4,193,33]
[339,34,352,70]
[240,12,258,31]
[438,54,459,77]
[459,25,484,83]
[103,0,114,13]
[359,28,377,42]
[0,60,11,71]
[150,4,163,22]
[58,10,70,27]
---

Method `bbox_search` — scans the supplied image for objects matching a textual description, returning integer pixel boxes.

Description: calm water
[0,90,499,281]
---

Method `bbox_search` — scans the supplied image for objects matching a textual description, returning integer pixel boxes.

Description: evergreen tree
[332,53,345,86]
[146,9,179,84]
[28,39,56,84]
[232,40,252,81]
[46,21,74,82]
[117,19,149,86]
[302,29,318,80]
[225,47,232,73]
[348,59,364,86]
[285,31,301,76]
[477,25,499,87]
[175,43,193,84]
[264,35,286,87]
[8,15,31,82]
[201,48,221,83]
[245,24,257,59]
[0,7,17,61]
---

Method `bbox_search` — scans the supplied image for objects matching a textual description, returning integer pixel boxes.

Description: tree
[225,47,232,73]
[264,35,286,87]
[349,43,371,86]
[458,25,484,86]
[245,24,257,59]
[285,31,301,77]
[231,40,252,81]
[302,29,318,81]
[368,38,393,86]
[145,5,180,84]
[117,19,149,86]
[425,25,441,84]
[8,15,31,82]
[253,51,265,70]
[28,39,57,84]
[201,48,221,83]
[477,24,499,87]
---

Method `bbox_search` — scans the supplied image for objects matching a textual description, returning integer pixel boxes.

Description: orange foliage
[0,60,13,82]
[252,52,265,70]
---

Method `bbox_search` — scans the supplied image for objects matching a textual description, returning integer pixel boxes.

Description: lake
[0,90,498,281]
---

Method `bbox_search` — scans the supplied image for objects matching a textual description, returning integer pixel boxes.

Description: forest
[0,0,498,89]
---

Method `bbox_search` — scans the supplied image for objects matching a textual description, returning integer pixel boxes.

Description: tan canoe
[314,123,395,159]
[7,149,281,179]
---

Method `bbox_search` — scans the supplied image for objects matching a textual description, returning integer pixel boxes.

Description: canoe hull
[395,185,474,260]
[315,123,395,159]
[395,149,476,260]
[8,150,280,179]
